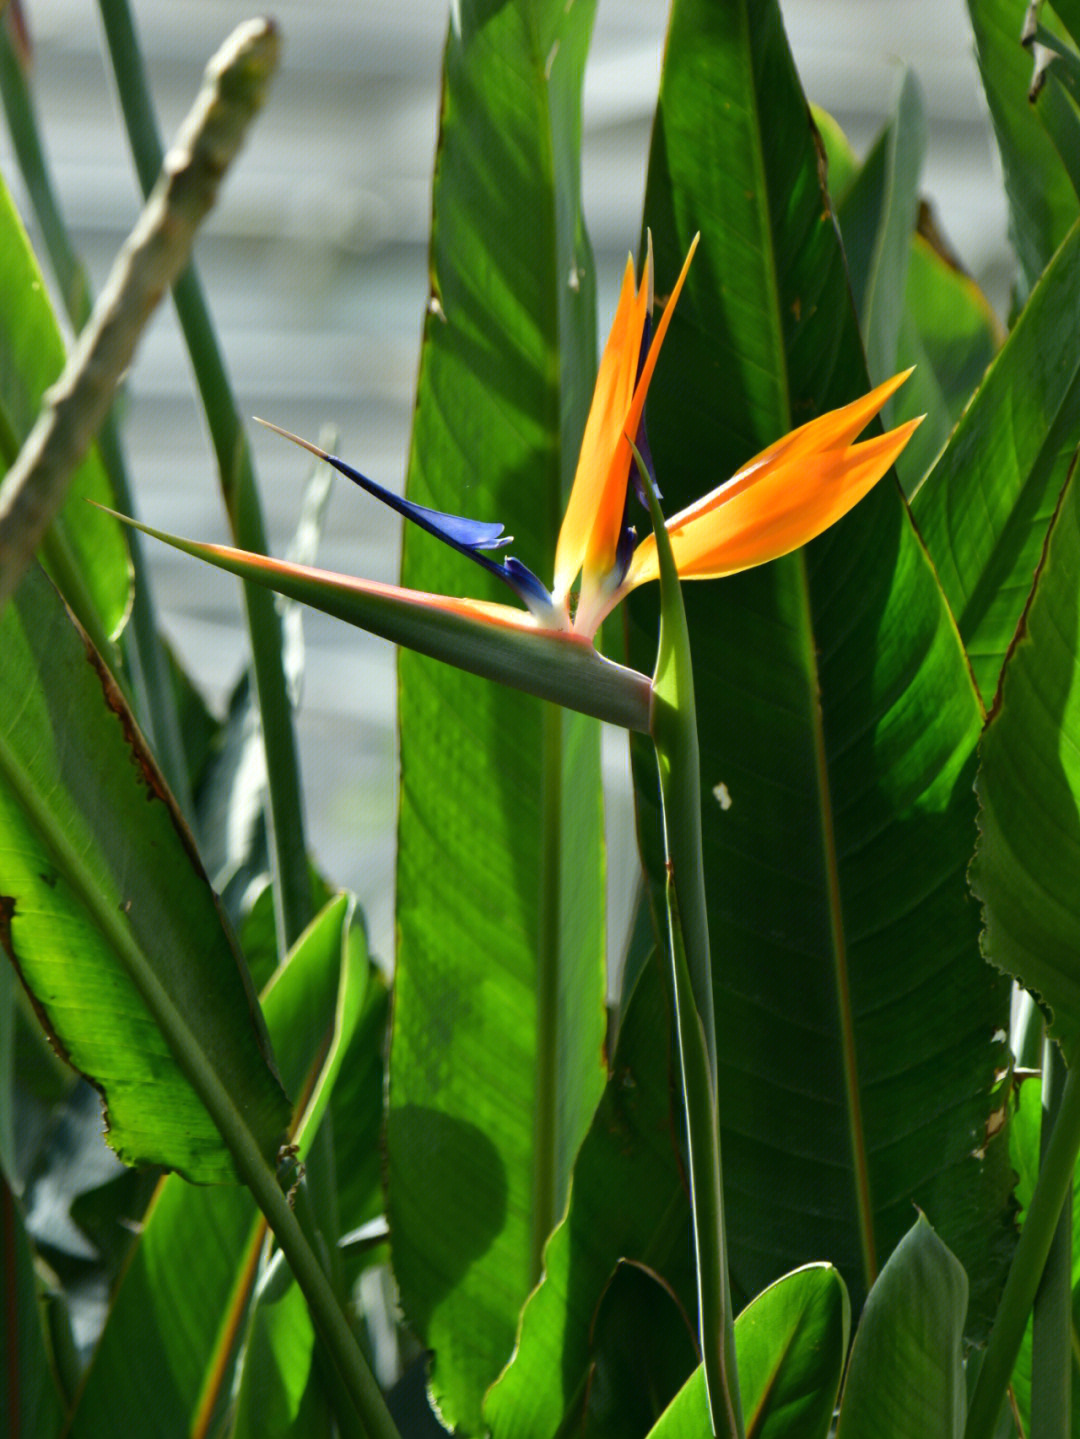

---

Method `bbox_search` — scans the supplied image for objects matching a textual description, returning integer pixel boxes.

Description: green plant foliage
[485,956,695,1435]
[912,218,1080,707]
[0,564,289,1181]
[646,1263,849,1439]
[66,895,375,1436]
[972,453,1080,1063]
[834,70,925,402]
[388,2,607,1428]
[0,173,128,645]
[967,0,1080,300]
[630,0,1014,1327]
[835,1214,968,1439]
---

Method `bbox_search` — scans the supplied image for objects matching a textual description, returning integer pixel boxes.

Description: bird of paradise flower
[108,236,919,732]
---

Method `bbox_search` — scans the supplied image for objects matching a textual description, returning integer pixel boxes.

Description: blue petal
[319,447,555,615]
[321,449,512,553]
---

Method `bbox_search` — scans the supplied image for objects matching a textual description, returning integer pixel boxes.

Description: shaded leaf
[631,0,1013,1327]
[835,1214,967,1439]
[484,957,694,1438]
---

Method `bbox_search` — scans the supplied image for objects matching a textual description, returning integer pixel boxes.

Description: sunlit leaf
[388,2,608,1428]
[0,565,288,1181]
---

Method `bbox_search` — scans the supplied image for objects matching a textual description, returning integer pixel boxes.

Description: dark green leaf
[389,3,608,1429]
[972,455,1080,1063]
[0,565,288,1181]
[835,1215,967,1439]
[631,0,1013,1326]
[911,219,1080,706]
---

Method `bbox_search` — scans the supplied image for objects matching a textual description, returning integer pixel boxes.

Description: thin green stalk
[967,1060,1080,1439]
[1031,1039,1073,1439]
[96,0,311,951]
[0,25,192,811]
[641,451,741,1439]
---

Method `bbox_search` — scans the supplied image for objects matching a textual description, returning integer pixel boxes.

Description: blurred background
[0,0,1013,963]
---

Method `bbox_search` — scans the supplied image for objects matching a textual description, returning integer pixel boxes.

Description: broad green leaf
[389,2,607,1429]
[68,894,373,1437]
[0,172,128,640]
[835,1215,968,1439]
[911,218,1080,706]
[0,564,288,1181]
[631,0,1013,1326]
[646,1264,849,1439]
[972,457,1080,1064]
[484,958,695,1438]
[1,1176,67,1439]
[835,70,925,398]
[967,0,1079,299]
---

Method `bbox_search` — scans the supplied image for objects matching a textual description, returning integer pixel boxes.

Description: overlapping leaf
[628,0,1013,1325]
[388,2,607,1429]
[911,219,1080,707]
[0,564,288,1181]
[972,455,1080,1064]
[67,894,376,1436]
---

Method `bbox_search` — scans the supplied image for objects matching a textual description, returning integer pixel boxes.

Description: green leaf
[897,229,1002,486]
[67,894,371,1437]
[835,1215,967,1439]
[0,173,129,643]
[484,956,695,1437]
[388,3,607,1429]
[231,1249,335,1439]
[646,1264,849,1439]
[0,564,288,1181]
[1,1176,67,1439]
[1004,1073,1080,1436]
[967,0,1079,298]
[911,218,1080,706]
[632,0,1013,1326]
[835,70,925,396]
[971,453,1080,1063]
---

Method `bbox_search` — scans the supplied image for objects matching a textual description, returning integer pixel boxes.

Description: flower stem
[641,450,742,1438]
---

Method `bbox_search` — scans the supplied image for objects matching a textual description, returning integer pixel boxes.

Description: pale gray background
[4,1,1012,963]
